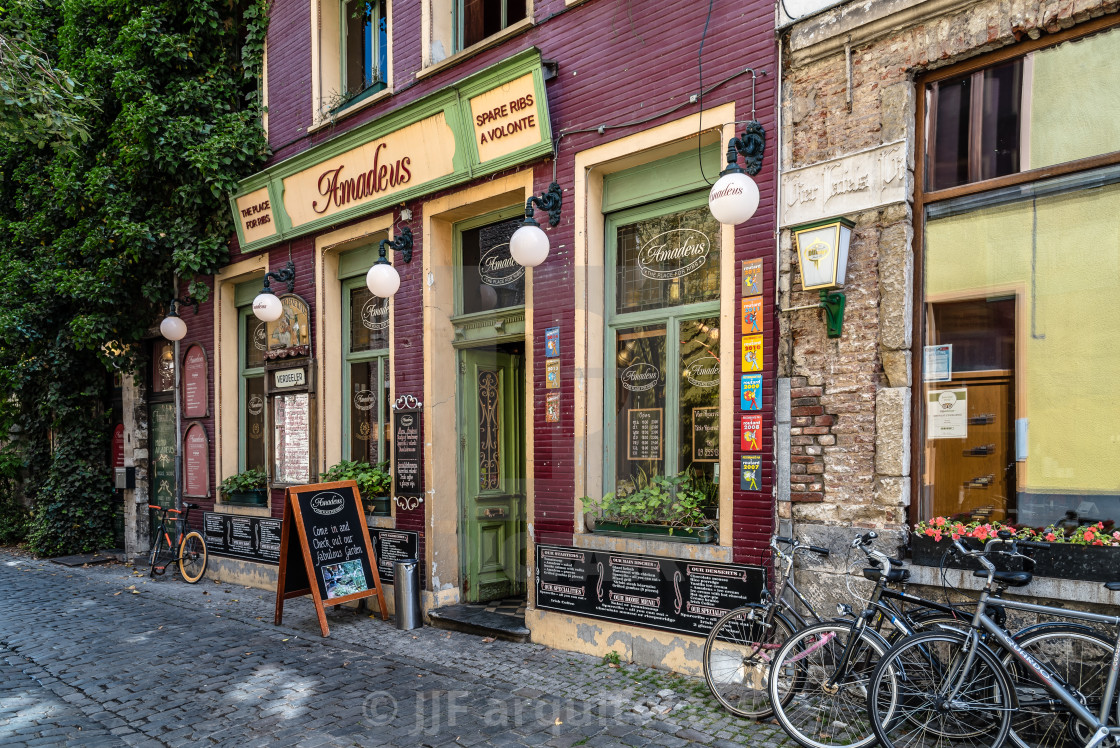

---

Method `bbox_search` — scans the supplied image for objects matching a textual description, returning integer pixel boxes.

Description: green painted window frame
[341,275,391,463]
[602,190,722,498]
[339,0,388,107]
[451,203,525,321]
[237,305,266,473]
[453,0,526,54]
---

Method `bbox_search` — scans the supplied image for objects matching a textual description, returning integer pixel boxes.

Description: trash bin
[394,558,422,630]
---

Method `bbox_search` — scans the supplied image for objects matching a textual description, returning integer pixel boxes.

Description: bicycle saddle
[183,502,200,509]
[1105,581,1120,591]
[863,567,910,583]
[972,569,1032,587]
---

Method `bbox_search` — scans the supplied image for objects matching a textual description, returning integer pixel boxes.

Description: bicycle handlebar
[772,536,830,556]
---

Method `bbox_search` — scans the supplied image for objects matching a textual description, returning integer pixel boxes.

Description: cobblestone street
[0,551,790,747]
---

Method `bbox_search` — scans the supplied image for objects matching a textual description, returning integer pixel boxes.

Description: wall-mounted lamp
[159,295,200,341]
[366,226,414,298]
[252,260,297,321]
[709,121,764,226]
[792,217,854,338]
[509,182,562,268]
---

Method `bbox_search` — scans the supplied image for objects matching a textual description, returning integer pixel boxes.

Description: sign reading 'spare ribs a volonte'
[274,481,387,636]
[535,545,765,637]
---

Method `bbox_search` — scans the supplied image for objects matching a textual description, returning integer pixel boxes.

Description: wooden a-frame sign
[274,480,388,636]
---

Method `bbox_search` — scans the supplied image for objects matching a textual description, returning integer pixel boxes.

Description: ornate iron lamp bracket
[725,121,766,176]
[525,182,563,227]
[378,226,414,264]
[262,260,297,294]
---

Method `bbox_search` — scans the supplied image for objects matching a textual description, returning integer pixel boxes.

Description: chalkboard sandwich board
[274,480,388,636]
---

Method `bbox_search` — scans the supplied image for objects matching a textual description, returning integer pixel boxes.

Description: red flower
[1084,530,1095,542]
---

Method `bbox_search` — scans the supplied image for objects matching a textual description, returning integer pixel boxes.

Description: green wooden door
[459,347,526,603]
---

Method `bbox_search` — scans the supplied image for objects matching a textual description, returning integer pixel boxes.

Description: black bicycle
[148,502,208,583]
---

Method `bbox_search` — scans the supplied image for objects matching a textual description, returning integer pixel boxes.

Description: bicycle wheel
[703,604,796,719]
[868,630,1013,748]
[178,530,208,584]
[1003,626,1115,748]
[768,621,889,748]
[149,529,174,577]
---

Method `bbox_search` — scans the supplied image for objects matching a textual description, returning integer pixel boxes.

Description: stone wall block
[882,349,911,388]
[875,387,910,477]
[879,81,913,144]
[877,220,914,351]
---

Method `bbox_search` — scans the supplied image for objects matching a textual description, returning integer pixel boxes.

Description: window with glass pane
[459,217,524,315]
[927,59,1022,191]
[342,0,387,98]
[921,175,1120,532]
[240,308,266,473]
[606,198,721,517]
[345,282,390,464]
[457,0,526,51]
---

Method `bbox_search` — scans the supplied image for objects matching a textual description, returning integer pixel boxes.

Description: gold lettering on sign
[470,74,543,164]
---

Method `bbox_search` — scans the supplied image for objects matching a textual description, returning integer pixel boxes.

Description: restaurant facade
[116,0,782,671]
[777,0,1120,611]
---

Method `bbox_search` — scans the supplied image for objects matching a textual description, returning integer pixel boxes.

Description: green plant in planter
[219,469,268,499]
[581,468,716,531]
[321,460,392,499]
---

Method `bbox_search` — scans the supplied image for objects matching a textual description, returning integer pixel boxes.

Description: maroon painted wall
[204,0,778,566]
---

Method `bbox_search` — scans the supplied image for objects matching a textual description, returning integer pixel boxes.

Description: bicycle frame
[768,544,825,630]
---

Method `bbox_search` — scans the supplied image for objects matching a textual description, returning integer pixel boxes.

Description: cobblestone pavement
[0,550,794,747]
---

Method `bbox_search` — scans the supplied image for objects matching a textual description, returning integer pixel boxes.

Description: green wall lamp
[792,217,854,339]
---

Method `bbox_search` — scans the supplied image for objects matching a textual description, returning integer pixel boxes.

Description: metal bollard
[394,558,422,630]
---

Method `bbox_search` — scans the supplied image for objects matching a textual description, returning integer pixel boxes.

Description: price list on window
[627,408,663,461]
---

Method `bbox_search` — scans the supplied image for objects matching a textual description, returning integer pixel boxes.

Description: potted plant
[912,515,1120,582]
[219,469,269,506]
[581,468,717,544]
[321,460,392,516]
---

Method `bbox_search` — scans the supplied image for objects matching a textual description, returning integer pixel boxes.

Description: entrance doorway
[458,342,526,603]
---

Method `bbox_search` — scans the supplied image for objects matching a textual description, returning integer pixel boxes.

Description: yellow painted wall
[926,182,1120,493]
[1029,26,1120,169]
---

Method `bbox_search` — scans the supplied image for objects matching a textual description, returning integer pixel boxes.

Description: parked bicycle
[703,535,830,718]
[868,532,1120,748]
[148,502,208,584]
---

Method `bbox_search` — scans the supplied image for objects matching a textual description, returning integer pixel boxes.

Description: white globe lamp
[708,170,760,226]
[160,314,187,341]
[252,291,284,322]
[510,221,550,268]
[366,260,401,298]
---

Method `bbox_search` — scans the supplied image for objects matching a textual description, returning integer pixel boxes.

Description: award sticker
[545,358,561,390]
[546,392,561,423]
[741,374,762,411]
[545,327,560,359]
[740,455,762,491]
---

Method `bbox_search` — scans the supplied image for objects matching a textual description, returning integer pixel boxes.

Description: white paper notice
[927,389,968,439]
[923,344,952,382]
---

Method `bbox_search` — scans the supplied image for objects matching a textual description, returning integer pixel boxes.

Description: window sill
[308,86,394,135]
[417,18,534,82]
[572,530,732,562]
[906,563,1118,609]
[213,503,272,518]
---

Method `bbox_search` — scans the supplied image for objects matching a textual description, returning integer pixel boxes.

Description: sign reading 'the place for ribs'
[535,545,765,637]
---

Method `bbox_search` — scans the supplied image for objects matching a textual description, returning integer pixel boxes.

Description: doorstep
[428,597,530,643]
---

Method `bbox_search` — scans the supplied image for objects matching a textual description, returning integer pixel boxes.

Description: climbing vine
[0,0,270,554]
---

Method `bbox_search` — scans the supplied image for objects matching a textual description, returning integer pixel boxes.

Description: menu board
[274,480,387,636]
[367,528,420,583]
[183,423,209,497]
[203,512,282,564]
[536,545,765,637]
[273,393,311,484]
[392,407,423,506]
[692,407,719,462]
[182,344,208,418]
[627,408,663,461]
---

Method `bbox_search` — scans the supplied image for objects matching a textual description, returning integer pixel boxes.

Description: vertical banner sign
[741,374,762,411]
[274,480,388,637]
[393,406,423,510]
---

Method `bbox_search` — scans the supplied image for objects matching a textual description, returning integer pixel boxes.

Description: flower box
[364,495,391,517]
[911,535,1119,582]
[225,489,268,507]
[591,520,716,544]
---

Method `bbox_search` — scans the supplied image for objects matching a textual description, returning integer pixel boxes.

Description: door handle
[482,507,508,519]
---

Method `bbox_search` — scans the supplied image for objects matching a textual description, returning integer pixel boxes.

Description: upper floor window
[343,0,388,99]
[925,25,1120,192]
[457,0,526,52]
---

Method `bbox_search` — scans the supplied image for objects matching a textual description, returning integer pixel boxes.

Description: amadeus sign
[480,243,524,286]
[621,362,660,392]
[310,492,345,516]
[685,356,720,388]
[638,229,711,280]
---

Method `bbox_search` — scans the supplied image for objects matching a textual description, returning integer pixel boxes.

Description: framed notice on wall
[183,422,210,498]
[182,344,209,418]
[691,407,719,462]
[627,408,663,461]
